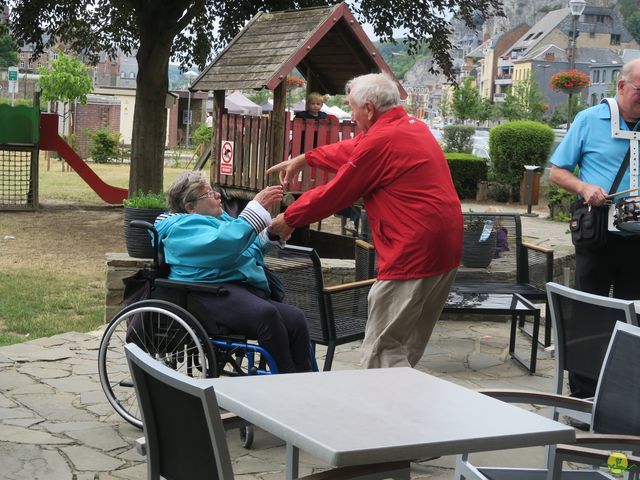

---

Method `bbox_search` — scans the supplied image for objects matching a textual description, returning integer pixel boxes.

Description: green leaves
[37,50,93,104]
[0,22,18,68]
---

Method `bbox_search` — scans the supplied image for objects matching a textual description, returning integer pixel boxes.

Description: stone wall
[104,251,576,323]
[104,253,356,323]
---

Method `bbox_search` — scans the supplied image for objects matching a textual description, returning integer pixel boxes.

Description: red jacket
[284,106,463,280]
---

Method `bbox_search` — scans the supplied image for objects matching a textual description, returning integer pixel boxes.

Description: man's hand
[266,154,307,190]
[269,213,294,241]
[580,183,608,206]
[253,185,283,209]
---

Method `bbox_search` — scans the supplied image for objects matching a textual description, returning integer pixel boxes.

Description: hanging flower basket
[549,69,591,94]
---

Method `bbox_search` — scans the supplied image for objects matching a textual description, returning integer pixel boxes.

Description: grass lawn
[40,156,191,203]
[0,270,104,347]
[0,157,192,346]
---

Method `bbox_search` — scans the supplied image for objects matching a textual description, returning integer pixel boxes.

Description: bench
[355,212,555,346]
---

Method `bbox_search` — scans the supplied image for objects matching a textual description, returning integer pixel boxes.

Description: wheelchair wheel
[240,424,254,449]
[98,299,216,428]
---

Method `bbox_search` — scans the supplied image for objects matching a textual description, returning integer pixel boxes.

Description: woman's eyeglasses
[189,190,217,202]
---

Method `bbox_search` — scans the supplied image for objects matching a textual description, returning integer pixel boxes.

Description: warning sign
[219,140,234,176]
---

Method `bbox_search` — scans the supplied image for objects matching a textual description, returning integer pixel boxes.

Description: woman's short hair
[345,73,400,113]
[165,170,209,213]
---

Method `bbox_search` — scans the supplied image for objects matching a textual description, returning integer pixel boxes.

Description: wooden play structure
[191,2,406,202]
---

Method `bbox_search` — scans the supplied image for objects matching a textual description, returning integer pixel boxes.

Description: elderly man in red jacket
[267,73,463,369]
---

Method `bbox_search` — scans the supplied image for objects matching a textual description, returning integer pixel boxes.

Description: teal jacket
[154,212,270,294]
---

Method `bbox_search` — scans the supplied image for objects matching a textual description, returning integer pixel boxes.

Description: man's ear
[365,101,375,121]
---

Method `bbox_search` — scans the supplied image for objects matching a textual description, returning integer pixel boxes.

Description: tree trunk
[128,33,172,195]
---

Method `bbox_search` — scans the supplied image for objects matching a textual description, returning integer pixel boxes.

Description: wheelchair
[98,220,317,447]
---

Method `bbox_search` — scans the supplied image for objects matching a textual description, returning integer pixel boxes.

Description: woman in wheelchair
[155,171,312,373]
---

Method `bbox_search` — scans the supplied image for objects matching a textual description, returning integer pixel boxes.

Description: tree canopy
[37,51,92,105]
[1,0,503,195]
[451,76,480,122]
[0,21,18,68]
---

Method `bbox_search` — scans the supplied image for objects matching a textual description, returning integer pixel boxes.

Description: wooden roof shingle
[191,2,405,97]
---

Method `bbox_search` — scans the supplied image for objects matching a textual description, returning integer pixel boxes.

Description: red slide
[39,113,128,204]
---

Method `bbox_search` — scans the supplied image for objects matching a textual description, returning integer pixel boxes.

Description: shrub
[442,125,475,153]
[489,121,554,196]
[445,153,488,199]
[123,191,166,209]
[88,128,121,163]
[192,122,212,148]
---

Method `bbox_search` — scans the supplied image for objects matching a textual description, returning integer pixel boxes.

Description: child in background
[295,92,328,120]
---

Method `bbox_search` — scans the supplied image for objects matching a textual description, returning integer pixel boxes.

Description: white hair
[621,58,640,82]
[165,170,209,213]
[345,73,400,113]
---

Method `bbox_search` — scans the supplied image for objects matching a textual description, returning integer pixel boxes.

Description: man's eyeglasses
[626,81,640,94]
[189,190,217,202]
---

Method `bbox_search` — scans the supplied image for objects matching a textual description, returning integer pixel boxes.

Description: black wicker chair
[265,245,372,371]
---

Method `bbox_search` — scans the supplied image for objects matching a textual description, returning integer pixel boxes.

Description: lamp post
[184,70,198,149]
[567,0,586,130]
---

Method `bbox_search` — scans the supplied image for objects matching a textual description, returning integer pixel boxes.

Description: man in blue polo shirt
[549,58,640,399]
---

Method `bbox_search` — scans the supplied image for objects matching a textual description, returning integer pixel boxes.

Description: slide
[39,113,128,204]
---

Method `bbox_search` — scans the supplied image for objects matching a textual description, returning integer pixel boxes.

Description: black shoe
[563,416,590,431]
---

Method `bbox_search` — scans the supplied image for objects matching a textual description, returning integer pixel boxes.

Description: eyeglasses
[189,190,217,202]
[625,81,640,94]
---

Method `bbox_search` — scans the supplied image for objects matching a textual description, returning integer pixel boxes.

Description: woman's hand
[253,185,284,209]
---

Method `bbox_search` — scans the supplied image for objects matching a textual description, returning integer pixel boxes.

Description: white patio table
[209,367,575,479]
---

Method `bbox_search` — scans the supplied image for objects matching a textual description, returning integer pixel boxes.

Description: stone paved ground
[0,317,562,480]
[0,200,580,479]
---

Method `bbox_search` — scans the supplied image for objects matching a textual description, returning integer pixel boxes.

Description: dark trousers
[190,284,312,373]
[570,233,640,397]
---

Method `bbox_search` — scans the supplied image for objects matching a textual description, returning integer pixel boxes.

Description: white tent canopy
[225,90,262,115]
[323,105,351,119]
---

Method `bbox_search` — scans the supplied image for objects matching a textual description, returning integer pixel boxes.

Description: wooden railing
[215,112,360,195]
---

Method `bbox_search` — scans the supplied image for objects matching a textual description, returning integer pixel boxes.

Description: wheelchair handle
[129,220,160,267]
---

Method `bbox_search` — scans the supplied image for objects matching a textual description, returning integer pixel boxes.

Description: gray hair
[345,73,400,113]
[620,58,640,82]
[165,170,209,213]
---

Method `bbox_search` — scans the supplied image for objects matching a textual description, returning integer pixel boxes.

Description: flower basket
[549,69,591,94]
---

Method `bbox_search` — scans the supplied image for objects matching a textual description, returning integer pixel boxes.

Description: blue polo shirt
[550,99,640,200]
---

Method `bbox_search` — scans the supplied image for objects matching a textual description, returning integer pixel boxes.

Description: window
[121,72,126,78]
[533,32,543,39]
[130,72,135,79]
[591,93,598,106]
[593,70,600,83]
[612,69,620,82]
[602,70,607,83]
[52,52,58,60]
[611,34,621,45]
[590,31,595,39]
[19,60,24,68]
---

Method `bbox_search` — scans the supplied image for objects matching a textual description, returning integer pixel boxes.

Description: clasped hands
[264,154,307,241]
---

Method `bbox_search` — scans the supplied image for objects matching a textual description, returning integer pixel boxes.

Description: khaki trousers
[360,268,457,369]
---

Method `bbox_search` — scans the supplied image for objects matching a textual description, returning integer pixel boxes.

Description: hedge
[445,153,488,199]
[489,121,554,189]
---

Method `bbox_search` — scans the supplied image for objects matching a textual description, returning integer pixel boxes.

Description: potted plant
[462,214,496,268]
[123,191,166,258]
[549,69,591,94]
